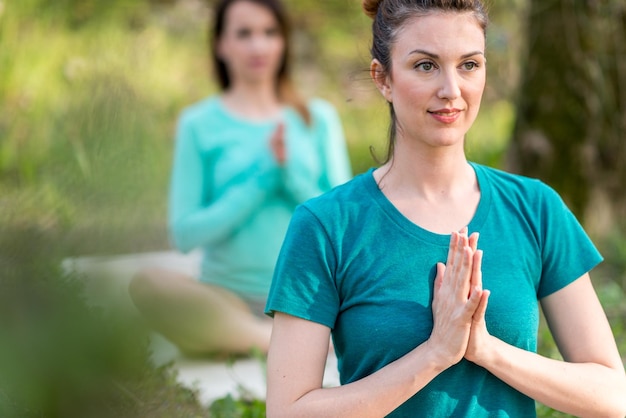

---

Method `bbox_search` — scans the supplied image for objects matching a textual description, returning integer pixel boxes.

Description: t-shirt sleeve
[265,204,340,329]
[537,182,603,299]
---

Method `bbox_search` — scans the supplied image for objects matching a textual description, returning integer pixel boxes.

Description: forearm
[171,186,266,251]
[170,167,279,251]
[476,336,626,418]
[269,341,449,418]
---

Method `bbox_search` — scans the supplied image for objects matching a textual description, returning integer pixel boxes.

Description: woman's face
[375,12,486,150]
[217,0,285,87]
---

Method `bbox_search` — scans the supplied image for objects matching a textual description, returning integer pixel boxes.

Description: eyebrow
[408,49,484,59]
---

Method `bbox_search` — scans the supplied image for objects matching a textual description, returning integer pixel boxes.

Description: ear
[370,59,392,102]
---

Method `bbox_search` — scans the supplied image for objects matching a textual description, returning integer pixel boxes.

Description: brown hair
[210,0,310,124]
[363,0,489,164]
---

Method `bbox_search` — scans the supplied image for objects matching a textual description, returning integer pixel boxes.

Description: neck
[222,82,282,120]
[375,138,474,201]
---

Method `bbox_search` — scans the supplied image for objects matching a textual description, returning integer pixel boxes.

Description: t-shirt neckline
[363,162,491,245]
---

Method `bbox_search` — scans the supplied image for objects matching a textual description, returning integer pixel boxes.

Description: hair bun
[362,0,383,19]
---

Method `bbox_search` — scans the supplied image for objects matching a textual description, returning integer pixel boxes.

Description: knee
[128,268,162,306]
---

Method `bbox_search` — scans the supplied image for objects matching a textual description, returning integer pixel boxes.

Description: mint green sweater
[168,96,352,298]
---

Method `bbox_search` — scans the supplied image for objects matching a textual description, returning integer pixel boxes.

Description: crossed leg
[128,267,273,357]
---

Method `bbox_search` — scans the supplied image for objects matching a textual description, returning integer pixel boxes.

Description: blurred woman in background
[129,0,352,356]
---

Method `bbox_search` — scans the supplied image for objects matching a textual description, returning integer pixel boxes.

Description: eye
[461,61,479,71]
[235,28,252,39]
[414,61,436,72]
[265,27,281,37]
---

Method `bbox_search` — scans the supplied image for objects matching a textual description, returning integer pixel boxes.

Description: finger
[465,286,483,315]
[446,244,473,302]
[272,121,285,139]
[458,227,469,252]
[445,231,459,268]
[458,229,470,258]
[270,123,284,150]
[459,245,474,298]
[434,262,445,290]
[473,289,490,322]
[451,231,468,273]
[468,232,479,253]
[445,232,473,299]
[470,249,483,292]
[457,228,469,256]
[270,123,286,163]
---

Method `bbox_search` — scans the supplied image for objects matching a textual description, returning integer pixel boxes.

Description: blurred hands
[270,122,286,165]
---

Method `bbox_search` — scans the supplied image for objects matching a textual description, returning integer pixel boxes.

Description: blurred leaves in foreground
[0,226,210,417]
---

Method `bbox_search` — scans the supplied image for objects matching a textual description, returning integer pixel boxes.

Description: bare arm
[266,230,487,418]
[466,274,626,417]
[266,313,450,418]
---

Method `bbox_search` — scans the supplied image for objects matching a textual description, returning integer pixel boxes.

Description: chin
[431,132,466,148]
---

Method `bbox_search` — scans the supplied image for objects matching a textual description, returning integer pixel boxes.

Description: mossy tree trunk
[507,0,626,234]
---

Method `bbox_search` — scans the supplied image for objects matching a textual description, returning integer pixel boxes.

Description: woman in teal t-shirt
[128,0,351,356]
[265,0,626,417]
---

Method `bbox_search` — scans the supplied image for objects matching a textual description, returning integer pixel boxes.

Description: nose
[249,33,270,53]
[437,70,461,101]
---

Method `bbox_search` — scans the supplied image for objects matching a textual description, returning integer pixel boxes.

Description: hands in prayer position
[430,228,490,368]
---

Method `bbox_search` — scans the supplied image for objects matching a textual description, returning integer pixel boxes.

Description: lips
[249,59,268,68]
[428,108,462,124]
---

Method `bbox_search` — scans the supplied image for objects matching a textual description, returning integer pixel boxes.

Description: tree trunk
[507,0,626,235]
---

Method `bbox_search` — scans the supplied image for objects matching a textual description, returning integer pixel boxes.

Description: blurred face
[217,0,285,87]
[373,12,486,150]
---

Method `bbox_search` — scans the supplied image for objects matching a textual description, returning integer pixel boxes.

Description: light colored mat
[62,250,340,406]
[150,332,340,405]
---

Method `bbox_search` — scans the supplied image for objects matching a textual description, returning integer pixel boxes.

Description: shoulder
[299,170,373,222]
[178,96,221,126]
[475,163,561,202]
[474,163,572,228]
[307,97,337,114]
[306,98,340,123]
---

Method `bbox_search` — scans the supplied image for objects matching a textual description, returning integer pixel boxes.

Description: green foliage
[0,227,210,417]
[209,395,266,418]
[12,0,149,29]
[0,0,215,252]
[597,231,626,292]
[466,99,516,166]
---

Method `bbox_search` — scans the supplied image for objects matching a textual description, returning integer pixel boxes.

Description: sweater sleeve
[168,112,280,253]
[282,99,352,204]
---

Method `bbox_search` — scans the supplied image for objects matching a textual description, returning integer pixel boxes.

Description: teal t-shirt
[169,96,352,298]
[266,163,602,417]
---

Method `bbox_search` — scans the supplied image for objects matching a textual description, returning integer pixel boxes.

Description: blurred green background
[1,0,624,417]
